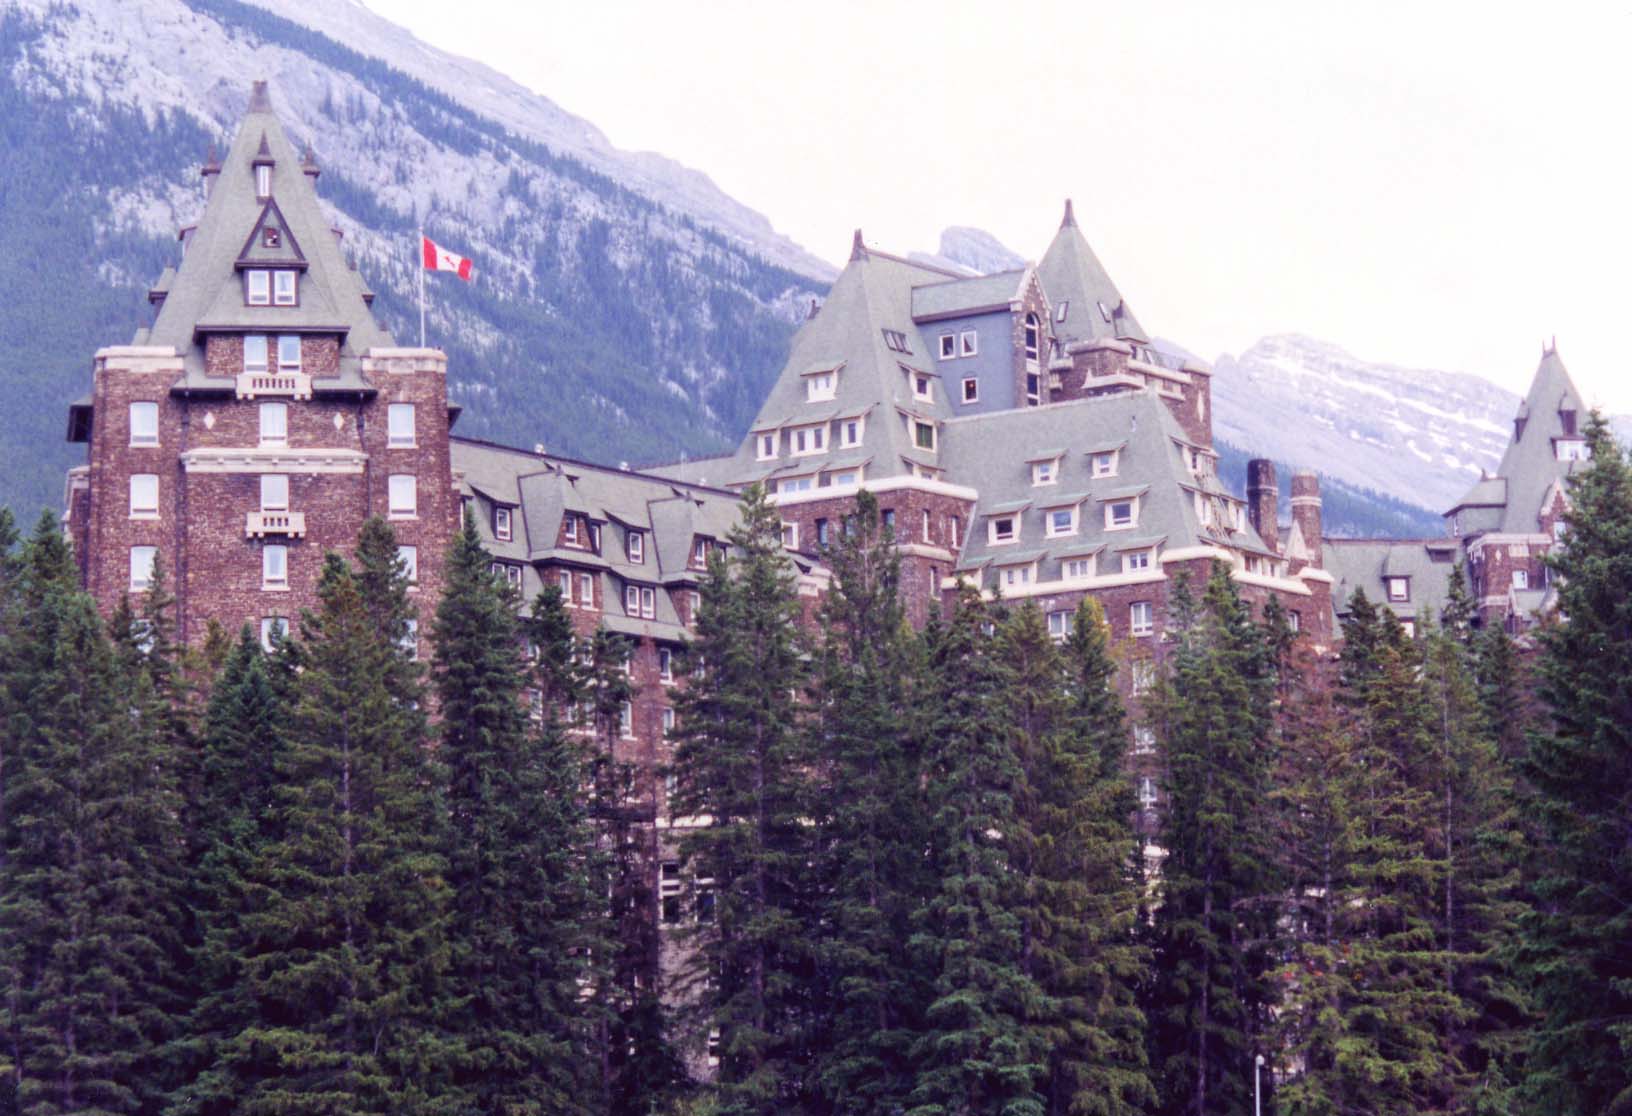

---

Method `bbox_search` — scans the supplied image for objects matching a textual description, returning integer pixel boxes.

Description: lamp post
[1255,1053,1265,1116]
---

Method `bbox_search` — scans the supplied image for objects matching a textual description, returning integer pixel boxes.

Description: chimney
[1246,459,1279,553]
[200,143,221,197]
[1290,470,1323,570]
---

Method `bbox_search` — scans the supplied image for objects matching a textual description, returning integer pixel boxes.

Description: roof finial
[1061,198,1077,229]
[302,141,320,178]
[248,80,272,114]
[850,228,867,262]
[201,142,220,177]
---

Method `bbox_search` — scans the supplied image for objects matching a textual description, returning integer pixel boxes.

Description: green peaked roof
[1038,200,1147,346]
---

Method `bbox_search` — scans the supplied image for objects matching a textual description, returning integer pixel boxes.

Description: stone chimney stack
[1247,459,1279,554]
[1290,470,1323,570]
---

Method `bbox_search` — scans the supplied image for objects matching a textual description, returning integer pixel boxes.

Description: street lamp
[1255,1053,1265,1116]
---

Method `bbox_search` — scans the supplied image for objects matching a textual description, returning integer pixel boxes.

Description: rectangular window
[881,509,896,534]
[692,538,708,566]
[659,647,673,682]
[494,506,513,541]
[1512,569,1529,590]
[1092,451,1118,478]
[913,373,933,401]
[1047,610,1073,639]
[627,532,644,563]
[557,570,573,603]
[619,701,633,738]
[914,421,936,452]
[950,515,961,549]
[815,518,829,547]
[129,474,158,518]
[807,372,836,401]
[1032,460,1056,485]
[882,328,911,354]
[1132,660,1156,696]
[662,707,676,737]
[259,402,288,447]
[1130,601,1154,637]
[260,616,288,651]
[579,572,594,607]
[1002,565,1032,587]
[1107,500,1135,529]
[1133,726,1157,755]
[387,403,415,447]
[841,419,861,447]
[781,521,798,549]
[779,475,814,494]
[625,585,640,614]
[1064,558,1093,580]
[262,544,288,588]
[921,508,931,542]
[1026,372,1041,407]
[260,474,289,512]
[938,333,956,360]
[243,335,270,373]
[401,619,418,661]
[641,587,656,619]
[1288,610,1301,633]
[1046,507,1077,537]
[1055,300,1069,322]
[1123,549,1151,573]
[1139,777,1158,809]
[962,377,978,403]
[129,401,159,446]
[990,516,1015,544]
[246,269,270,305]
[273,270,297,305]
[388,474,416,518]
[255,164,271,198]
[959,330,978,356]
[1387,577,1410,602]
[563,517,579,544]
[757,432,777,460]
[398,545,418,584]
[129,545,157,592]
[277,335,301,371]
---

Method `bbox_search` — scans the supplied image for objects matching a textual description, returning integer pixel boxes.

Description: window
[388,474,416,518]
[921,508,931,542]
[881,508,896,534]
[990,516,1016,545]
[1138,777,1158,810]
[579,572,594,607]
[500,563,522,589]
[129,545,157,592]
[688,590,702,618]
[260,474,289,512]
[792,425,826,455]
[627,531,644,563]
[913,373,933,401]
[830,469,859,488]
[662,707,676,736]
[882,328,911,354]
[779,475,814,494]
[1032,459,1057,486]
[959,330,978,356]
[641,587,656,619]
[262,226,280,248]
[401,619,418,660]
[246,269,270,305]
[938,333,956,360]
[557,570,573,603]
[260,616,288,651]
[1046,507,1077,538]
[840,419,862,447]
[1512,569,1529,590]
[259,402,287,447]
[815,518,830,547]
[1023,313,1039,362]
[914,421,937,452]
[273,270,297,305]
[692,538,708,565]
[277,334,301,371]
[255,164,271,198]
[240,334,267,374]
[1401,619,1417,639]
[962,377,979,404]
[398,545,418,584]
[1288,610,1301,633]
[1133,726,1157,755]
[1106,500,1136,529]
[1130,601,1154,636]
[491,506,513,541]
[1064,557,1093,580]
[1097,300,1112,322]
[625,584,640,614]
[1026,372,1041,407]
[1553,520,1567,543]
[387,403,415,447]
[129,401,159,446]
[619,701,633,738]
[1001,564,1032,588]
[659,647,673,682]
[1131,659,1156,696]
[1092,451,1118,478]
[1055,300,1069,322]
[781,521,798,549]
[757,432,778,460]
[1047,610,1073,638]
[129,474,158,518]
[263,544,288,588]
[950,515,961,549]
[563,517,579,544]
[807,372,836,401]
[1557,439,1589,462]
[1386,577,1410,602]
[1122,549,1152,573]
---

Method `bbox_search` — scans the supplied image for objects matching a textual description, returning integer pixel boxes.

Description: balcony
[235,370,312,400]
[245,510,307,538]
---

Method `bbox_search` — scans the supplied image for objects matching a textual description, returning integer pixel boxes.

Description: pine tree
[196,548,454,1114]
[669,483,817,1113]
[905,585,1045,1116]
[1145,566,1279,1116]
[1517,411,1632,1114]
[807,490,929,1115]
[434,510,605,1115]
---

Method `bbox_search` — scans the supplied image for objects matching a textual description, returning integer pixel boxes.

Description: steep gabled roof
[1487,347,1588,534]
[148,82,392,387]
[1037,199,1148,346]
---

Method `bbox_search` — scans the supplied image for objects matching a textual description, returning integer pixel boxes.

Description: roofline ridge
[452,435,742,497]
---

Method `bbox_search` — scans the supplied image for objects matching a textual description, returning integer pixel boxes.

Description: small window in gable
[1045,506,1077,538]
[1092,451,1118,478]
[841,418,862,448]
[914,421,937,452]
[806,372,836,402]
[913,373,933,401]
[494,507,513,541]
[882,329,911,354]
[1122,549,1152,573]
[959,330,978,356]
[1106,500,1136,529]
[627,531,644,563]
[1055,300,1069,323]
[262,226,281,248]
[962,377,979,404]
[757,432,777,460]
[1386,577,1410,602]
[273,270,297,306]
[989,516,1017,545]
[246,270,270,306]
[1031,459,1058,486]
[255,164,271,198]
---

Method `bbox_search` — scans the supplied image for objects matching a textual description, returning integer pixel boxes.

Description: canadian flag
[421,235,473,280]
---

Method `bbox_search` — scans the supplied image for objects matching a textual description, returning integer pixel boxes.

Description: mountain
[908,226,1027,276]
[0,0,829,517]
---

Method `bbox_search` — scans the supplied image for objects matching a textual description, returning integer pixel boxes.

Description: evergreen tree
[670,484,817,1113]
[807,490,929,1115]
[906,585,1045,1116]
[1517,412,1632,1114]
[1145,566,1278,1116]
[194,549,454,1114]
[435,509,605,1115]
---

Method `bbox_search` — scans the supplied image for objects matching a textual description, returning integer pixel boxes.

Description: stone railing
[235,370,313,400]
[245,510,307,538]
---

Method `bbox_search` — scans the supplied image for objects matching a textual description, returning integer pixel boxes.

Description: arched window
[1024,312,1040,361]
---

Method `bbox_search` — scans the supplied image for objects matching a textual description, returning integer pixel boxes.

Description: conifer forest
[1,412,1628,1116]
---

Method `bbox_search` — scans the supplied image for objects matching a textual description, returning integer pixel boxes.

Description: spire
[247,79,273,114]
[1061,197,1077,229]
[850,228,867,262]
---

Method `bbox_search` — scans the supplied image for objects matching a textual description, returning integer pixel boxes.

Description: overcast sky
[367,0,1631,412]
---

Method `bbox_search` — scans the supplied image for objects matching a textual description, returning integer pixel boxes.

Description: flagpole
[417,226,427,349]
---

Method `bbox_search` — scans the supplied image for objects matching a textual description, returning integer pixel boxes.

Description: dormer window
[1386,576,1410,602]
[1031,459,1059,486]
[989,515,1017,545]
[627,531,645,564]
[840,418,863,448]
[806,372,836,402]
[1092,451,1119,478]
[273,270,297,305]
[792,424,827,456]
[1045,506,1078,538]
[255,164,271,198]
[563,516,579,545]
[1556,439,1588,462]
[692,537,708,566]
[1055,301,1069,323]
[1122,548,1153,574]
[494,507,513,541]
[912,373,933,402]
[913,421,937,452]
[757,432,777,460]
[246,270,270,305]
[882,329,911,354]
[1106,499,1137,530]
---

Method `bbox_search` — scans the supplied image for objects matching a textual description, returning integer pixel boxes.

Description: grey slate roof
[1488,349,1588,534]
[1037,203,1148,347]
[147,83,392,391]
[910,270,1026,321]
[942,391,1273,587]
[1323,539,1458,625]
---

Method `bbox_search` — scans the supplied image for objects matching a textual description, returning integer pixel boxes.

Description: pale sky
[368,0,1632,412]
